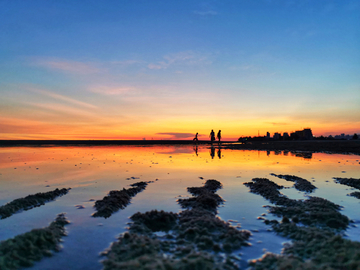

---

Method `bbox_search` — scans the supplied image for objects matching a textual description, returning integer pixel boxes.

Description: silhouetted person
[217,130,221,144]
[193,132,199,143]
[210,129,215,145]
[210,146,215,159]
[217,147,221,159]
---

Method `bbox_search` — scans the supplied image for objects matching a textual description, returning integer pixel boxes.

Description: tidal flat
[0,145,359,269]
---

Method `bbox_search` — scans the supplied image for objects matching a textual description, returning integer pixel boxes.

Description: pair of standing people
[193,130,221,144]
[210,129,221,144]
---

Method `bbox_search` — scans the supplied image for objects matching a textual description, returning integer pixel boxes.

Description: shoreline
[0,140,217,147]
[224,140,360,156]
[1,139,359,156]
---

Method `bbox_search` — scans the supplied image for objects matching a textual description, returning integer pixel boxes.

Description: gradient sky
[1,0,359,140]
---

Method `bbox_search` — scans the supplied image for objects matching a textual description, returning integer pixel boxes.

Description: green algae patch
[0,213,69,270]
[244,177,360,269]
[271,173,317,193]
[101,180,251,269]
[0,188,71,219]
[92,181,150,218]
[334,177,360,189]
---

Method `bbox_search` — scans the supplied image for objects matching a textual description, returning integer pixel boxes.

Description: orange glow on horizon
[0,115,358,140]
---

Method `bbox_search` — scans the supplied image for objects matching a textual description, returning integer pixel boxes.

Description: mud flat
[101,180,251,269]
[225,140,360,155]
[244,178,360,269]
[0,188,70,219]
[92,181,150,218]
[0,213,69,270]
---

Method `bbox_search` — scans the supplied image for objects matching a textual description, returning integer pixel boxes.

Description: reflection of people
[210,146,215,159]
[217,147,221,159]
[210,130,215,144]
[193,132,199,143]
[217,130,221,143]
[193,145,198,156]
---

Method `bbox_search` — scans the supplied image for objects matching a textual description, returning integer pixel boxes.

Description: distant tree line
[238,133,358,143]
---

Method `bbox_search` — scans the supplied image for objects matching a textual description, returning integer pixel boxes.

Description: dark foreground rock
[271,173,316,193]
[0,188,70,219]
[244,178,359,269]
[101,180,251,270]
[0,213,70,270]
[92,181,150,218]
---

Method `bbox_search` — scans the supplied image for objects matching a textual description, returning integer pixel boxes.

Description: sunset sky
[1,0,359,140]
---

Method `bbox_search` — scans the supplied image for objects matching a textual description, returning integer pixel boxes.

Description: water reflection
[210,146,215,159]
[266,150,312,159]
[0,146,359,270]
[193,145,198,156]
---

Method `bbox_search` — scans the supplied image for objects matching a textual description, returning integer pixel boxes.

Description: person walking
[210,129,215,145]
[193,132,199,143]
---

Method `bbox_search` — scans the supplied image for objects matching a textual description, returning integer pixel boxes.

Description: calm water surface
[0,145,359,269]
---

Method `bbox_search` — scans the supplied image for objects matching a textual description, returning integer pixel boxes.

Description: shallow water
[0,145,359,269]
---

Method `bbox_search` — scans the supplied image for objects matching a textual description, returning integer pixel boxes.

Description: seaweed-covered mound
[101,180,251,270]
[93,181,149,218]
[269,196,349,230]
[250,230,360,270]
[0,213,70,270]
[334,177,360,199]
[0,188,71,219]
[244,178,349,230]
[243,178,285,203]
[178,179,224,211]
[130,210,178,233]
[334,177,360,189]
[271,173,317,193]
[102,233,235,270]
[349,191,360,199]
[244,177,358,269]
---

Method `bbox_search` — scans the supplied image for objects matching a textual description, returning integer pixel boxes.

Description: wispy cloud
[28,87,97,109]
[148,63,167,70]
[156,132,195,139]
[110,60,144,66]
[89,86,136,95]
[265,122,290,126]
[27,102,97,119]
[32,58,102,74]
[148,51,212,70]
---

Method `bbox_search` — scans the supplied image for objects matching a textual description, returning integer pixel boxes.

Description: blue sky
[0,0,359,139]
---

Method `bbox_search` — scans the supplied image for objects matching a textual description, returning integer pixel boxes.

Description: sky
[0,0,359,140]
